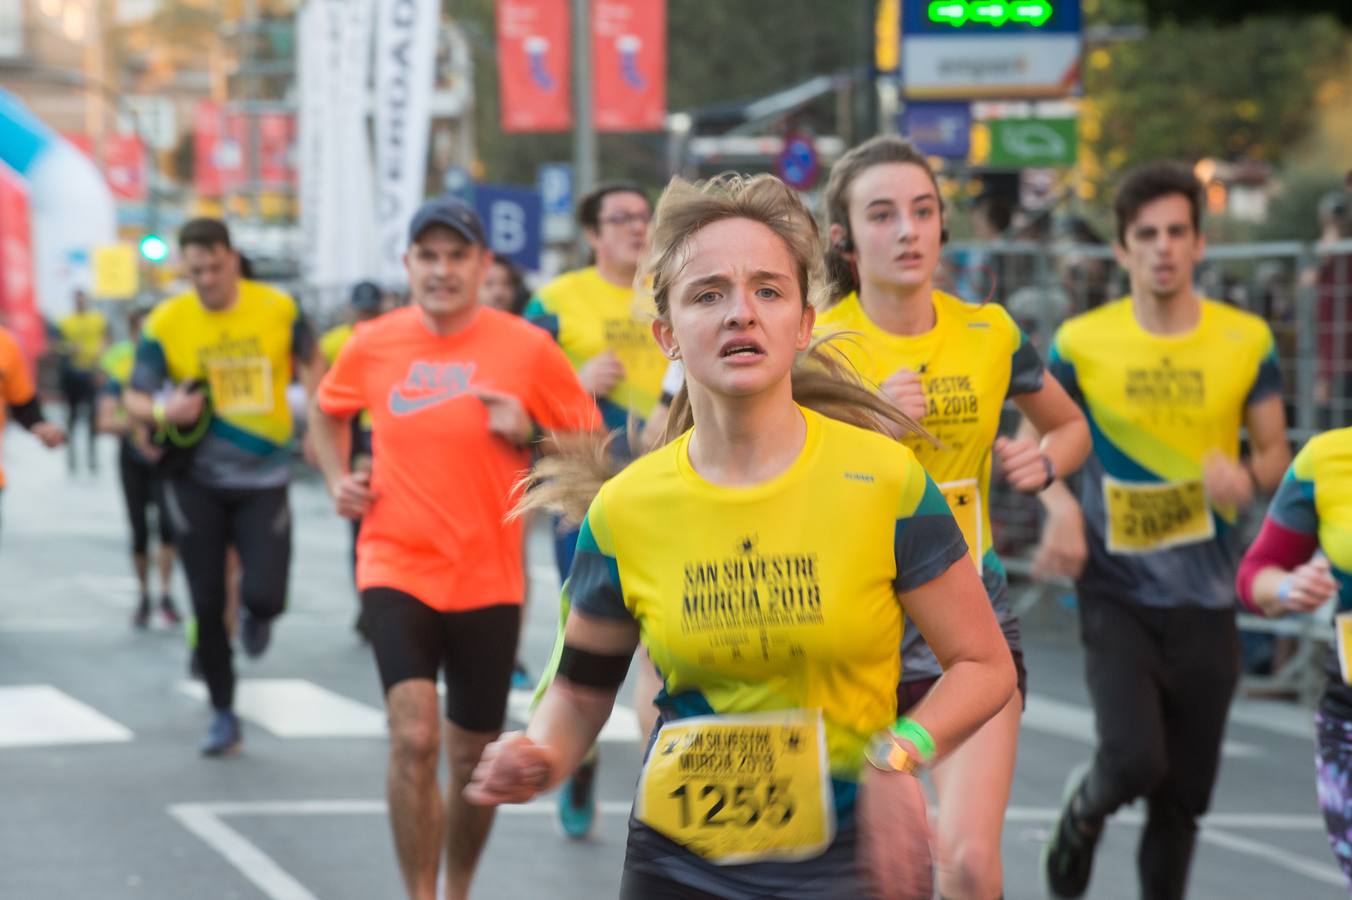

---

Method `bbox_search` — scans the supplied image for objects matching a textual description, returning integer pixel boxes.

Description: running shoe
[239,607,272,659]
[132,595,152,630]
[200,709,242,757]
[1043,762,1102,898]
[160,596,183,626]
[558,753,599,839]
[511,661,533,691]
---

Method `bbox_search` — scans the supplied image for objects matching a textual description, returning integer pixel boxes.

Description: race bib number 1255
[634,710,835,866]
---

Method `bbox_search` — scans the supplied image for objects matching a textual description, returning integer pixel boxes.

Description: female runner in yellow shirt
[818,136,1090,900]
[466,172,1015,899]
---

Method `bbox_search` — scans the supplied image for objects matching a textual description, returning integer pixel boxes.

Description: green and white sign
[987,117,1078,166]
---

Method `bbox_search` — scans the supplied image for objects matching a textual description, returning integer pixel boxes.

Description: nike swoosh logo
[388,386,468,416]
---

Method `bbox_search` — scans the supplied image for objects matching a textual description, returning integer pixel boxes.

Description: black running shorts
[361,587,520,732]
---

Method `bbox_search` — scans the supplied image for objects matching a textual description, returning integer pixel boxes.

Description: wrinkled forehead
[667,217,800,295]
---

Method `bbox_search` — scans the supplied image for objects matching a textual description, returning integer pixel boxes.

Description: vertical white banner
[299,0,377,300]
[373,0,439,284]
[297,1,337,287]
[334,0,376,287]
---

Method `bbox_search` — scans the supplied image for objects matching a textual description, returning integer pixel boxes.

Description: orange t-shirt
[317,305,600,611]
[0,327,37,490]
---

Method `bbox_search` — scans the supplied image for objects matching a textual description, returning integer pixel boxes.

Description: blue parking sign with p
[473,184,543,272]
[539,164,573,217]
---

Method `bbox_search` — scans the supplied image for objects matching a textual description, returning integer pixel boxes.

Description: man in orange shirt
[310,196,599,900]
[0,324,66,540]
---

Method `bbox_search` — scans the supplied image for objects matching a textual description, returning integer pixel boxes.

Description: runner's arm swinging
[1243,395,1291,493]
[896,555,1016,763]
[308,398,353,497]
[1006,376,1090,490]
[526,610,640,790]
[464,610,639,806]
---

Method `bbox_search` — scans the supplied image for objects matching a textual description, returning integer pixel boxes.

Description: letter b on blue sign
[474,184,542,271]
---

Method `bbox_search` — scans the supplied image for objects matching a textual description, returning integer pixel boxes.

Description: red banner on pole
[194,101,226,198]
[497,0,572,133]
[592,0,665,132]
[256,112,297,188]
[104,134,147,201]
[0,161,43,366]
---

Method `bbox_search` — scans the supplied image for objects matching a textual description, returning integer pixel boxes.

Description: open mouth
[720,339,765,359]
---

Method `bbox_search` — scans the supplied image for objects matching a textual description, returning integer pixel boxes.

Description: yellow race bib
[939,478,982,574]
[635,710,836,865]
[1335,612,1352,686]
[206,357,273,415]
[1103,475,1214,555]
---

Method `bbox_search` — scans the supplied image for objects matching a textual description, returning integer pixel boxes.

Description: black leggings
[1076,591,1239,900]
[165,477,292,710]
[118,442,173,555]
[61,370,97,467]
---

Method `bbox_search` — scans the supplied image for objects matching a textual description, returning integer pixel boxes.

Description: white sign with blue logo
[899,0,1082,99]
[473,184,543,272]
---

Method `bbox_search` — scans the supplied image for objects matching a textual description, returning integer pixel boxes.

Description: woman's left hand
[857,766,934,900]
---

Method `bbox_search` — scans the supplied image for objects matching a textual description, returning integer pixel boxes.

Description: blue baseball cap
[350,280,382,312]
[408,195,486,246]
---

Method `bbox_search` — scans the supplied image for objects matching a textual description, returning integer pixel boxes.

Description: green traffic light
[1011,0,1053,25]
[928,0,1054,27]
[139,235,169,263]
[969,1,1010,25]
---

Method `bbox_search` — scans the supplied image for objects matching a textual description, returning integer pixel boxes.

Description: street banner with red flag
[592,0,665,132]
[497,0,572,133]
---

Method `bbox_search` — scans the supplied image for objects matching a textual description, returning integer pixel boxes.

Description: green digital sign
[927,0,1055,28]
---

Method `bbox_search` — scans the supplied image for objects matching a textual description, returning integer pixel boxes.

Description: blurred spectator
[481,258,530,316]
[1055,215,1113,313]
[1313,191,1352,423]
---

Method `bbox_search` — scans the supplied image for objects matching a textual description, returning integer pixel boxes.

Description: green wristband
[890,716,936,763]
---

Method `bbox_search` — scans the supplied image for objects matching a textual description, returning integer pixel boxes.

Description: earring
[668,347,680,359]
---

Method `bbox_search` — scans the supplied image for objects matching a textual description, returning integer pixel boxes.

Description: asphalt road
[0,432,1344,899]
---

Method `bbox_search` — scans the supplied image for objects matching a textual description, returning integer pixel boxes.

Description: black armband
[557,644,633,689]
[11,397,44,430]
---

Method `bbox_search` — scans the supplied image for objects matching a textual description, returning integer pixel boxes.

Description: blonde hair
[519,173,930,525]
[822,136,944,305]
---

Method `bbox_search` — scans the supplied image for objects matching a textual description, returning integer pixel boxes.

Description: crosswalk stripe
[0,684,133,748]
[177,679,387,738]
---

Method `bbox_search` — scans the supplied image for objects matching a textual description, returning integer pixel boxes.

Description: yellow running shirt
[525,266,667,430]
[132,279,315,488]
[1049,297,1282,608]
[320,322,353,365]
[815,290,1043,679]
[58,310,108,372]
[567,408,966,811]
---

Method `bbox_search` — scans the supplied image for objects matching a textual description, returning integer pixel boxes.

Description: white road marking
[0,684,133,748]
[172,799,1338,900]
[177,679,386,738]
[1022,693,1262,758]
[168,798,635,900]
[1200,826,1346,887]
[168,804,320,900]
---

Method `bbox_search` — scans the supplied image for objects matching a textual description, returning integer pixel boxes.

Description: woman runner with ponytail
[466,172,1014,899]
[816,136,1090,899]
